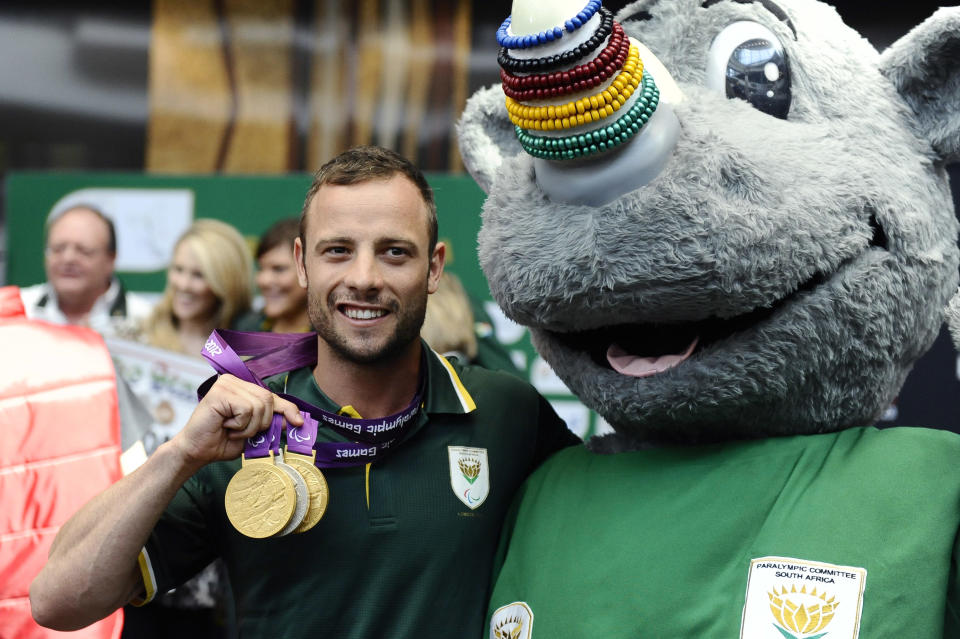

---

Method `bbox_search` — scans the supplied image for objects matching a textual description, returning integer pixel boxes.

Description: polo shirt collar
[422,342,477,415]
[285,340,477,417]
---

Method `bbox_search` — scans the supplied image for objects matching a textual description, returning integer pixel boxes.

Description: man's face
[294,174,444,365]
[44,208,115,304]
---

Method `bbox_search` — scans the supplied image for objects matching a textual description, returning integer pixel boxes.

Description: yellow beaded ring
[505,45,642,131]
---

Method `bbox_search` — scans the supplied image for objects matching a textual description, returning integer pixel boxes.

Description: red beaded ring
[501,22,629,101]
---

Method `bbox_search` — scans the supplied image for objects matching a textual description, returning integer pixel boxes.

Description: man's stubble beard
[306,281,428,365]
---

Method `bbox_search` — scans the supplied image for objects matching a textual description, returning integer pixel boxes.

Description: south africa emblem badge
[448,446,490,509]
[740,556,866,639]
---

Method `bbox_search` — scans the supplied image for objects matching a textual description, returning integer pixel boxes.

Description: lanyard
[199,329,424,467]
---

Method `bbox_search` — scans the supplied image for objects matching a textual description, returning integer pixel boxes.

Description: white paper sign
[105,337,212,456]
[49,188,194,272]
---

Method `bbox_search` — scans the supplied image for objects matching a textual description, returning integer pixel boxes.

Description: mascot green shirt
[489,427,960,637]
[457,0,960,636]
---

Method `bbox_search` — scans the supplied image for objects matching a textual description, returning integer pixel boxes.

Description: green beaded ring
[515,72,660,161]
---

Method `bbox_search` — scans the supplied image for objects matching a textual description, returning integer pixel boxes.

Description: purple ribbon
[243,413,283,460]
[286,411,318,456]
[200,330,424,468]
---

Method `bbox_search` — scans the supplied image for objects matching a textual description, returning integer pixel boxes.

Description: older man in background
[19,205,152,336]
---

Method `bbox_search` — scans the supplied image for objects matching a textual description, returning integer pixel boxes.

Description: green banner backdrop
[4,171,602,438]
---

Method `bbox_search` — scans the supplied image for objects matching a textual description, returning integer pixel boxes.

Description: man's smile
[339,304,389,321]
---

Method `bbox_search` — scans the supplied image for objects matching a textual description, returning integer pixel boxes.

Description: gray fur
[458,0,960,446]
[880,8,960,163]
[947,288,960,349]
[456,87,524,194]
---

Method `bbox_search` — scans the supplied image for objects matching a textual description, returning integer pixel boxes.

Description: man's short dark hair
[47,205,117,255]
[299,146,438,255]
[256,217,300,259]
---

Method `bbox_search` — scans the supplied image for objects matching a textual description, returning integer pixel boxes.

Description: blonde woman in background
[143,218,252,356]
[421,271,524,376]
[122,218,251,639]
[421,271,478,362]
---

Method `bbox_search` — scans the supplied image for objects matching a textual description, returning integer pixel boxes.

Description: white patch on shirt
[490,601,533,639]
[448,446,490,510]
[740,556,866,639]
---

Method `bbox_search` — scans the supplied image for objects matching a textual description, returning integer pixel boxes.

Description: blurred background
[0,0,947,185]
[0,0,956,435]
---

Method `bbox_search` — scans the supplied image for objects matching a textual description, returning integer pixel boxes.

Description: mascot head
[459,0,960,446]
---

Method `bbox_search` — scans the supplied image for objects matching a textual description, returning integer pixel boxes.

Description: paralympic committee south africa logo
[448,446,490,509]
[768,584,837,639]
[740,557,866,639]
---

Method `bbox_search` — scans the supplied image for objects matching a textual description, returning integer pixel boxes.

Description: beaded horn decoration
[500,22,629,100]
[496,0,602,49]
[506,45,643,130]
[497,8,615,73]
[498,1,660,163]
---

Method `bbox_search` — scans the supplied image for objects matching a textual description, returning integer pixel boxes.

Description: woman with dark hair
[233,218,311,333]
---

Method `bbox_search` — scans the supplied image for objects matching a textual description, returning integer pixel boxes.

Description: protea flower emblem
[493,614,524,639]
[768,584,838,639]
[458,457,481,484]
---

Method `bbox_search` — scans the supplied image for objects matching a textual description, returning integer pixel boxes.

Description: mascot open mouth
[551,215,888,378]
[551,287,814,377]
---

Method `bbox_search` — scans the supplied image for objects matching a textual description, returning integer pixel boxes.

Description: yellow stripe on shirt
[434,350,477,412]
[129,548,157,607]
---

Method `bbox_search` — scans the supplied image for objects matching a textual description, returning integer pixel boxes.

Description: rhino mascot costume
[457,0,960,636]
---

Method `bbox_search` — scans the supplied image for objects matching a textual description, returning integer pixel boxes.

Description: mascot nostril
[458,0,960,636]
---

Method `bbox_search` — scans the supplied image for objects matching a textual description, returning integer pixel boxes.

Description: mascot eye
[705,21,791,119]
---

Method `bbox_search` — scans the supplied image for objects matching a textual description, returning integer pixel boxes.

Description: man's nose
[343,250,384,292]
[56,245,85,262]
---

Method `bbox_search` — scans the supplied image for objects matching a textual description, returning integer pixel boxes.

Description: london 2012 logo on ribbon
[448,446,489,509]
[204,338,223,356]
[740,556,866,639]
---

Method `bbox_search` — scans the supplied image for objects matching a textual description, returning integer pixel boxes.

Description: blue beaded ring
[496,0,602,49]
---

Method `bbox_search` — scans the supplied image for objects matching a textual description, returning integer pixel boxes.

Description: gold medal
[224,453,297,539]
[285,449,329,533]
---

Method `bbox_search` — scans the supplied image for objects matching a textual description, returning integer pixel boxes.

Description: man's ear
[456,85,524,194]
[880,7,960,163]
[293,237,308,288]
[427,242,446,294]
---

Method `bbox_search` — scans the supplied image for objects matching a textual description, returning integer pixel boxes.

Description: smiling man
[31,146,578,639]
[19,205,152,336]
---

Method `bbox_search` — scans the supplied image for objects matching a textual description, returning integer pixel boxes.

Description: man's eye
[386,247,408,258]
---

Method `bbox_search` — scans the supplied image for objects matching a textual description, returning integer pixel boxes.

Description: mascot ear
[456,85,522,194]
[947,288,960,351]
[880,7,960,163]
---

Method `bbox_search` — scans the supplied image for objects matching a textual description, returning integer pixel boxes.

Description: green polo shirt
[488,426,960,638]
[137,345,577,638]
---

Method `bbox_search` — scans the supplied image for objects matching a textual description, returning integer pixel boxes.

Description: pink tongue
[606,337,699,378]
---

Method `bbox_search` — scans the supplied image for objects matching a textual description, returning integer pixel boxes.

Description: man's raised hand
[172,374,304,471]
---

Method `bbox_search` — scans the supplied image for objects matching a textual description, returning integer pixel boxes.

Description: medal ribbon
[285,411,318,456]
[243,413,284,460]
[200,330,424,468]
